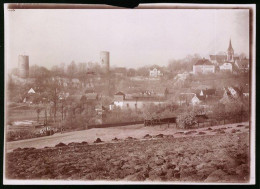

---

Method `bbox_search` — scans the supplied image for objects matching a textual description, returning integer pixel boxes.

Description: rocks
[68,142,78,146]
[155,158,165,166]
[185,131,197,135]
[154,134,164,138]
[126,136,136,140]
[94,138,103,143]
[143,134,152,139]
[81,141,88,145]
[231,129,240,133]
[231,129,236,133]
[55,142,66,147]
[112,137,119,141]
[175,131,184,135]
[204,169,228,182]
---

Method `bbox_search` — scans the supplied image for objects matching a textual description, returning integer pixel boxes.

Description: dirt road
[6,122,249,153]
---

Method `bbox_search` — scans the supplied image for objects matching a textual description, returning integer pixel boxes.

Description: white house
[193,59,215,74]
[179,93,201,106]
[150,68,162,78]
[219,62,233,72]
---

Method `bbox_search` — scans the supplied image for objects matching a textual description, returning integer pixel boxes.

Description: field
[5,122,250,182]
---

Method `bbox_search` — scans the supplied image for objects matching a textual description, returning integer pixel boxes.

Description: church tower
[227,39,234,62]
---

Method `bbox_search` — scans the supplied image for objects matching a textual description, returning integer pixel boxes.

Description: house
[219,87,240,103]
[23,88,37,104]
[178,93,201,106]
[113,92,125,108]
[111,91,166,110]
[193,58,215,74]
[150,68,163,78]
[235,58,249,72]
[195,88,218,103]
[219,62,233,72]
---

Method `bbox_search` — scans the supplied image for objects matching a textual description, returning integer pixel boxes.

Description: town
[6,39,250,141]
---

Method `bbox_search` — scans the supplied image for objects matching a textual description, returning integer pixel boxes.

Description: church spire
[228,38,234,52]
[227,38,234,62]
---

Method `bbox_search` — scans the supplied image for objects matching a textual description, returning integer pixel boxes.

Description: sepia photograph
[3,3,256,185]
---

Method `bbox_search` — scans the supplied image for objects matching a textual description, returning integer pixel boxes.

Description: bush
[177,111,197,129]
[6,130,36,142]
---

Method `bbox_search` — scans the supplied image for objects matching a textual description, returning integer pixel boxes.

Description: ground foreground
[6,123,250,182]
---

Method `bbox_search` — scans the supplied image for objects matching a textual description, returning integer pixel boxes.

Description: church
[209,39,240,65]
[209,39,248,72]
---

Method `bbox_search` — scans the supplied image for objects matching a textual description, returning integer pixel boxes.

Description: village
[6,39,250,141]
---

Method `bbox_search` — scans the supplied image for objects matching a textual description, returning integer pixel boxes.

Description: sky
[5,8,249,70]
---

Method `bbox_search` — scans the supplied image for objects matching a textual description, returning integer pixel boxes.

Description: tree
[67,61,77,80]
[35,107,43,122]
[46,78,62,123]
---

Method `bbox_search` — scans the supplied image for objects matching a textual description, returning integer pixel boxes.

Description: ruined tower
[18,55,29,78]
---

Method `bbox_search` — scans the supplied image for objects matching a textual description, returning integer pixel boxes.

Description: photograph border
[1,2,258,186]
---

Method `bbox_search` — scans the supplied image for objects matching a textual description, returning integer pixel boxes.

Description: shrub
[177,111,197,129]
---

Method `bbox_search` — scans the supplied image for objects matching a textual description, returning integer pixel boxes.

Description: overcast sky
[5,8,249,70]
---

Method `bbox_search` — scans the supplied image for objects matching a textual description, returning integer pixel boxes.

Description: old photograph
[4,4,255,184]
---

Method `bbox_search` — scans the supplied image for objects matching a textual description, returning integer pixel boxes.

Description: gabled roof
[195,59,214,66]
[115,91,125,96]
[28,88,36,94]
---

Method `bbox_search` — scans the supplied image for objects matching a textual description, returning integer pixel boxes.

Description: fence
[87,120,144,129]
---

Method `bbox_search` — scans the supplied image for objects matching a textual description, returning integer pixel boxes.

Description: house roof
[115,91,125,96]
[28,88,36,94]
[195,59,214,66]
[209,55,227,64]
[179,93,197,102]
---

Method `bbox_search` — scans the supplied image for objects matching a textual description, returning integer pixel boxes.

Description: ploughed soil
[5,123,250,183]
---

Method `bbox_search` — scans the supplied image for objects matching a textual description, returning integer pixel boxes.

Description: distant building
[235,58,250,72]
[219,62,233,72]
[150,68,163,78]
[178,93,201,106]
[219,87,239,103]
[209,39,240,65]
[111,91,166,110]
[193,58,215,74]
[18,55,29,78]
